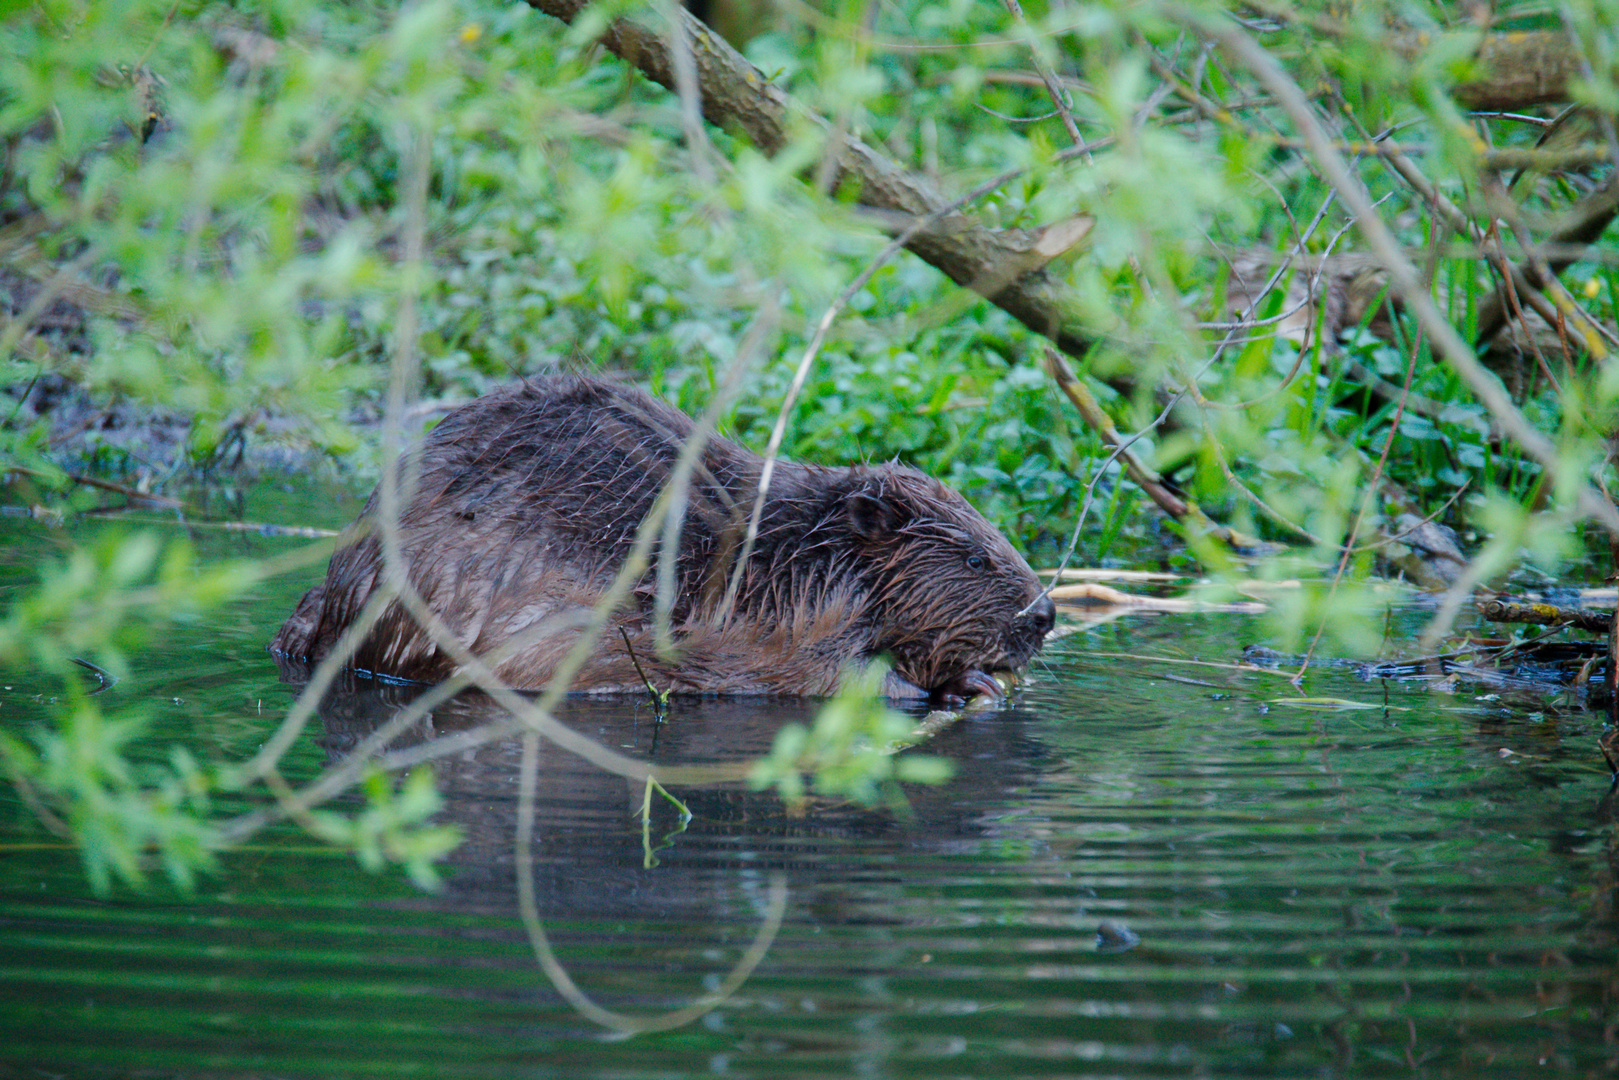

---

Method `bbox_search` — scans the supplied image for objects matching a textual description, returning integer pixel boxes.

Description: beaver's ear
[846,489,907,540]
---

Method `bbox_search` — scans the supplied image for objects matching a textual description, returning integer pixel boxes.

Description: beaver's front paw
[931,668,1005,709]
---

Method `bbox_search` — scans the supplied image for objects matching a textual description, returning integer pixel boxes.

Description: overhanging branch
[523,0,1100,363]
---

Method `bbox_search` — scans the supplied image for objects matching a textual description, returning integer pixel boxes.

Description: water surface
[1,505,1616,1078]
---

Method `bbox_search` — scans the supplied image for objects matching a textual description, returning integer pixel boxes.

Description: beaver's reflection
[295,666,1050,924]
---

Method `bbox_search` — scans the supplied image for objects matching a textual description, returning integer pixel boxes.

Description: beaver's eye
[966,553,986,571]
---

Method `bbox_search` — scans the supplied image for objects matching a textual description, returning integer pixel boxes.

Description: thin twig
[619,625,670,720]
[717,165,1079,621]
[1000,0,1088,156]
[0,466,186,509]
[1299,315,1425,678]
[1043,347,1257,550]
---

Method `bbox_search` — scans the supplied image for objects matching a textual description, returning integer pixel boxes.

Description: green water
[1,498,1616,1078]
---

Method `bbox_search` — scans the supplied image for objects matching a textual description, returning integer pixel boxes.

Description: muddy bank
[2,264,380,493]
[5,373,339,481]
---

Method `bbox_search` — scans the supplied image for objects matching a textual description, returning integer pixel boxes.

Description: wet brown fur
[272,375,1054,699]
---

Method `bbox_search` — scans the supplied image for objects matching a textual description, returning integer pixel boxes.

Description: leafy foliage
[306,767,462,892]
[749,666,954,810]
[0,531,233,890]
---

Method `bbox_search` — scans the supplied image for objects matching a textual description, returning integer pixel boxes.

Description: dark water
[2,504,1618,1078]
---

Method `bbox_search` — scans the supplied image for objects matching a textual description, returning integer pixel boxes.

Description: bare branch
[1042,346,1257,549]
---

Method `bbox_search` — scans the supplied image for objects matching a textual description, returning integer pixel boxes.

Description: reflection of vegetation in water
[10,615,1613,1076]
[638,773,692,867]
[0,509,941,1029]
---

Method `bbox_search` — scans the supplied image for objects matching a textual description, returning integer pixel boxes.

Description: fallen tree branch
[522,0,1099,363]
[1477,595,1613,635]
[1398,29,1588,112]
[1244,4,1593,113]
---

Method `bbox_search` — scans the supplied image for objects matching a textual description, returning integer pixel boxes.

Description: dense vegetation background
[4,0,1619,895]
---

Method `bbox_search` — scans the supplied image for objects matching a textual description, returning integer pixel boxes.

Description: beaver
[271,375,1055,703]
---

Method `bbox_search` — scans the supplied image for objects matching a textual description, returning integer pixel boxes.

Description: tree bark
[522,0,1099,364]
[1407,30,1590,112]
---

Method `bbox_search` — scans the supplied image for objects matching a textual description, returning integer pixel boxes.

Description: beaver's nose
[1023,593,1056,636]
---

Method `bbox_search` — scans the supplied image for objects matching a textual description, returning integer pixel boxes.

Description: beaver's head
[842,467,1054,702]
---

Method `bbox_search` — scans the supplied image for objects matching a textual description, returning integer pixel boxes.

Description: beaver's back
[414,375,756,566]
[273,376,759,678]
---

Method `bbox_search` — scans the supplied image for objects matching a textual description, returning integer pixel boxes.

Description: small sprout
[620,626,671,722]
